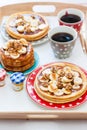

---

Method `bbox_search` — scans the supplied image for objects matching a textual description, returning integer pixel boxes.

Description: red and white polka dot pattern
[26,63,87,109]
[0,68,6,81]
[59,20,83,32]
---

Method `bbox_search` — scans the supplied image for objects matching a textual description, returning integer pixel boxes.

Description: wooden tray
[0,2,87,119]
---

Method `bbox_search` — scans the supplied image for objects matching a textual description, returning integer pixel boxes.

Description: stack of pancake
[0,38,34,72]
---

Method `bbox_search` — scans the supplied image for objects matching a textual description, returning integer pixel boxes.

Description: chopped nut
[15,19,25,27]
[31,15,36,19]
[58,77,62,82]
[43,73,50,80]
[51,66,59,73]
[51,66,58,73]
[39,74,49,83]
[65,83,72,90]
[41,82,49,87]
[3,39,28,59]
[24,24,31,33]
[57,81,63,89]
[58,69,65,77]
[66,73,73,79]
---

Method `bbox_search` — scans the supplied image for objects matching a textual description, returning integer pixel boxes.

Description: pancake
[34,62,87,103]
[6,11,49,41]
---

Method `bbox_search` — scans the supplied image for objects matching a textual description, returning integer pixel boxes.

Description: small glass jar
[10,72,25,91]
[0,68,6,86]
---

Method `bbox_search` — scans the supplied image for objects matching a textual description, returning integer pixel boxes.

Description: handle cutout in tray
[27,114,59,119]
[33,5,56,13]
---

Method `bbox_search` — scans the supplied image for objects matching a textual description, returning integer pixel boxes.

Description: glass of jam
[48,26,77,59]
[57,8,84,32]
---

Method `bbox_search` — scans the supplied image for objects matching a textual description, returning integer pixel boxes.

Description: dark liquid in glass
[60,14,81,23]
[51,32,73,42]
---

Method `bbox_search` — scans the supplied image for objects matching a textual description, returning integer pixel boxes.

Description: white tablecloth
[0,0,87,130]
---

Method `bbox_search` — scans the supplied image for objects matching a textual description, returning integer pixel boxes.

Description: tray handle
[1,2,87,19]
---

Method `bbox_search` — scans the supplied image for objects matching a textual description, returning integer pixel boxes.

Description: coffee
[51,32,73,42]
[60,14,81,23]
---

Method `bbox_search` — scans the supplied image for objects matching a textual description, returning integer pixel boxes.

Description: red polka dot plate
[26,63,87,109]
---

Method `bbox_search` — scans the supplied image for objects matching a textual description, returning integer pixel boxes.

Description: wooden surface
[0,2,87,22]
[0,2,87,119]
[0,111,87,119]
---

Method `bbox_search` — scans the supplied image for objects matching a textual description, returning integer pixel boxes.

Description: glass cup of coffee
[57,8,84,32]
[48,26,77,59]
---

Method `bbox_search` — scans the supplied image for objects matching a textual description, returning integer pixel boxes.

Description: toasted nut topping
[38,65,83,96]
[3,39,28,59]
[66,73,73,79]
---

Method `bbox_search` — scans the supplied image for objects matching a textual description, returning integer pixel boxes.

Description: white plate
[0,16,49,46]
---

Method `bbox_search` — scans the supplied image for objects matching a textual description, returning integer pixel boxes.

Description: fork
[79,31,87,54]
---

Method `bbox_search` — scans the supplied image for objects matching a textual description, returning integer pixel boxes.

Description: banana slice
[62,76,72,83]
[30,27,38,32]
[54,89,64,96]
[50,73,58,81]
[63,88,71,95]
[20,38,28,46]
[15,19,23,24]
[42,69,51,75]
[9,22,16,27]
[40,86,48,91]
[74,77,82,85]
[10,53,20,59]
[38,24,47,30]
[28,17,33,23]
[72,85,80,90]
[63,66,71,73]
[4,51,9,56]
[72,71,79,77]
[48,85,54,92]
[39,76,48,83]
[18,47,27,54]
[17,25,24,33]
[24,16,31,23]
[48,81,57,92]
[30,19,38,27]
[57,69,62,75]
